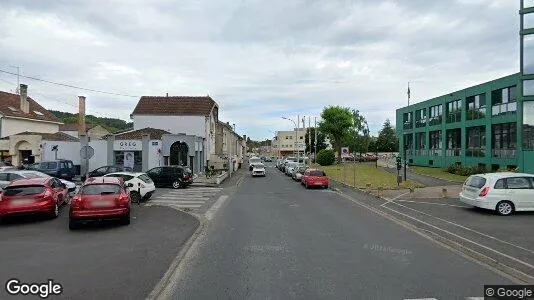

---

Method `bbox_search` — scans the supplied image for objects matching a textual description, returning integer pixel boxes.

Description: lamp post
[282,116,298,162]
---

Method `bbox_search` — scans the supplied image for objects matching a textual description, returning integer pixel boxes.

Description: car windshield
[39,162,58,170]
[465,176,486,188]
[3,185,45,196]
[21,171,49,179]
[81,184,121,195]
[309,171,326,177]
[250,158,261,164]
[138,174,153,183]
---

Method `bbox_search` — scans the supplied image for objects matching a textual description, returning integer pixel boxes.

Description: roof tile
[0,91,60,123]
[132,96,217,116]
[114,127,171,140]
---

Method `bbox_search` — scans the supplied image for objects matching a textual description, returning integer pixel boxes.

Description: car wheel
[130,192,141,204]
[172,180,183,189]
[496,201,514,216]
[121,211,131,226]
[68,218,78,230]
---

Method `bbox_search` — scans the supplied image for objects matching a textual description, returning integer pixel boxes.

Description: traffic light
[396,156,402,170]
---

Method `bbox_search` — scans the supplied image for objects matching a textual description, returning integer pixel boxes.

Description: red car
[301,169,329,189]
[0,177,68,220]
[69,177,131,229]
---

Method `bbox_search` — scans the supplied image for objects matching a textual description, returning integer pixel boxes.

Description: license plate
[91,201,114,208]
[10,199,34,206]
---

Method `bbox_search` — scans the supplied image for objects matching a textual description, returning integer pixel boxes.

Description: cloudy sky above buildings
[0,0,521,140]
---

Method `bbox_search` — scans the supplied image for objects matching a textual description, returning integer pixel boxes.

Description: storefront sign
[114,140,142,151]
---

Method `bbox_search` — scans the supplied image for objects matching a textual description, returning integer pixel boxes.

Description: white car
[459,172,534,215]
[0,170,77,194]
[251,163,266,177]
[104,172,156,203]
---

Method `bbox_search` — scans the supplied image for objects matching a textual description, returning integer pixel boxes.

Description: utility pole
[308,116,311,166]
[314,117,317,164]
[296,114,300,163]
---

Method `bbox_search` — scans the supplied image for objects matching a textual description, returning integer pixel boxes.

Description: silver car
[0,170,77,194]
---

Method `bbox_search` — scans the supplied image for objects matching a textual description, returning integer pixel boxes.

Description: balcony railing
[428,116,442,126]
[403,122,413,130]
[446,111,462,123]
[466,148,486,157]
[405,149,413,156]
[429,149,442,156]
[492,149,516,159]
[415,149,427,156]
[467,108,486,120]
[492,102,517,116]
[415,119,427,128]
[446,148,461,156]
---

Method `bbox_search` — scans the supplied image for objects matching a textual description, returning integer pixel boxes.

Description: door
[162,168,175,186]
[50,178,65,205]
[146,167,163,187]
[505,177,533,210]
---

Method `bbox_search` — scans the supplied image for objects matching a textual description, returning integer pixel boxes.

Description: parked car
[301,169,329,189]
[0,161,15,172]
[249,157,262,171]
[459,172,534,216]
[69,177,132,229]
[36,160,75,181]
[0,177,68,220]
[264,157,273,162]
[292,165,308,181]
[87,165,132,178]
[104,172,156,202]
[285,162,299,176]
[145,166,192,189]
[0,170,77,194]
[251,163,266,177]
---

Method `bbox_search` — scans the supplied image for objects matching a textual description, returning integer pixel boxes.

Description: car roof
[84,176,123,185]
[105,172,145,176]
[8,177,50,186]
[473,172,534,179]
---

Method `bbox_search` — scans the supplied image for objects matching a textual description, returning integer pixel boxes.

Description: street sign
[341,147,350,158]
[80,145,95,159]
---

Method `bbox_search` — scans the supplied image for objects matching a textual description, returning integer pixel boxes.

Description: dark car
[36,160,75,181]
[145,166,192,189]
[87,165,132,178]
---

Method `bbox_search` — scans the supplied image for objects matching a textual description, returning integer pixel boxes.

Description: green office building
[395,0,534,174]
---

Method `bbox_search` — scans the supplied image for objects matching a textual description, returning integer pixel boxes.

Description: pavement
[163,162,516,300]
[0,205,199,299]
[382,165,455,187]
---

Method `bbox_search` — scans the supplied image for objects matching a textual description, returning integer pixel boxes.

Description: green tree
[304,127,328,154]
[316,149,335,166]
[318,106,354,162]
[341,110,369,155]
[376,119,398,152]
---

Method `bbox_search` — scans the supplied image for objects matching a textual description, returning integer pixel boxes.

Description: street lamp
[281,116,299,162]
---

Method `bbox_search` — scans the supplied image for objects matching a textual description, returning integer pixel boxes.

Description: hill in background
[50,110,133,134]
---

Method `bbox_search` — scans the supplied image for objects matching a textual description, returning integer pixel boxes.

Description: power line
[0,69,139,98]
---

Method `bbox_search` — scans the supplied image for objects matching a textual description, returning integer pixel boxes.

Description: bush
[316,149,336,166]
[445,164,486,176]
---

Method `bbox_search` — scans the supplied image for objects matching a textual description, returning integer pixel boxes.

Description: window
[465,176,486,188]
[34,111,44,116]
[525,0,534,8]
[466,126,486,157]
[404,133,413,155]
[289,136,293,139]
[524,12,534,30]
[403,112,413,130]
[492,86,517,116]
[494,179,505,189]
[447,100,462,123]
[285,136,288,139]
[523,34,534,75]
[8,173,23,181]
[429,130,442,156]
[415,132,426,155]
[466,94,486,120]
[415,109,427,128]
[3,186,45,196]
[506,177,532,189]
[524,79,534,96]
[446,129,461,156]
[492,123,517,158]
[0,173,8,181]
[429,105,443,126]
[523,101,534,149]
[82,184,121,195]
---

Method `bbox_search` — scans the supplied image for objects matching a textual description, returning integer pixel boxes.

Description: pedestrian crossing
[147,187,223,209]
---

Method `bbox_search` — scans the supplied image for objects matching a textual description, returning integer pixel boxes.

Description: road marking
[381,191,410,206]
[404,298,437,300]
[393,199,470,208]
[155,196,209,200]
[388,201,534,255]
[169,204,202,208]
[205,195,228,221]
[151,200,205,204]
[465,297,484,300]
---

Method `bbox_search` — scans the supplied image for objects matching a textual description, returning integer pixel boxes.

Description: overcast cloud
[0,0,520,140]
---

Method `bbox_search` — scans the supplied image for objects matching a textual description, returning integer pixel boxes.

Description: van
[37,160,76,181]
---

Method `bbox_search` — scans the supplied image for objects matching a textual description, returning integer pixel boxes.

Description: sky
[0,0,521,140]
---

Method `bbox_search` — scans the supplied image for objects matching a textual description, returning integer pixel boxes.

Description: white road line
[381,191,411,207]
[205,195,228,221]
[151,200,205,204]
[169,204,202,208]
[393,199,470,208]
[404,298,437,300]
[156,196,209,200]
[388,200,534,255]
[465,297,484,300]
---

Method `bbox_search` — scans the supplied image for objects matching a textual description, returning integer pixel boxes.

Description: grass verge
[316,163,424,190]
[409,166,468,183]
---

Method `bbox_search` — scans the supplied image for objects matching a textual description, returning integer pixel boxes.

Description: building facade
[520,0,534,173]
[273,129,306,157]
[59,124,110,140]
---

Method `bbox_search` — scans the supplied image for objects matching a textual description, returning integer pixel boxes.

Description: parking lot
[0,204,199,299]
[331,182,534,281]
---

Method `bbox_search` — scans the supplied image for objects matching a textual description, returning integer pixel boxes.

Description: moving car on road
[459,172,534,216]
[301,169,329,189]
[0,177,68,220]
[251,163,266,177]
[104,172,156,203]
[69,177,132,229]
[145,166,192,189]
[0,170,77,194]
[249,156,262,171]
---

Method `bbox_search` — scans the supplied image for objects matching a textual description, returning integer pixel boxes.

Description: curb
[409,170,465,185]
[146,210,206,300]
[333,185,534,284]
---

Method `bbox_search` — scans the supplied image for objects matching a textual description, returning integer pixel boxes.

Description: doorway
[170,142,189,166]
[19,150,34,165]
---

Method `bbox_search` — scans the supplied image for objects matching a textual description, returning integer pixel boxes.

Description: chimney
[78,96,86,136]
[166,93,168,97]
[19,84,29,113]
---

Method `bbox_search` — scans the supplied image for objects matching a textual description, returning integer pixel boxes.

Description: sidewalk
[382,166,454,187]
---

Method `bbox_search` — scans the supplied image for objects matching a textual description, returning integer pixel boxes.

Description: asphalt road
[0,204,199,299]
[169,163,513,300]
